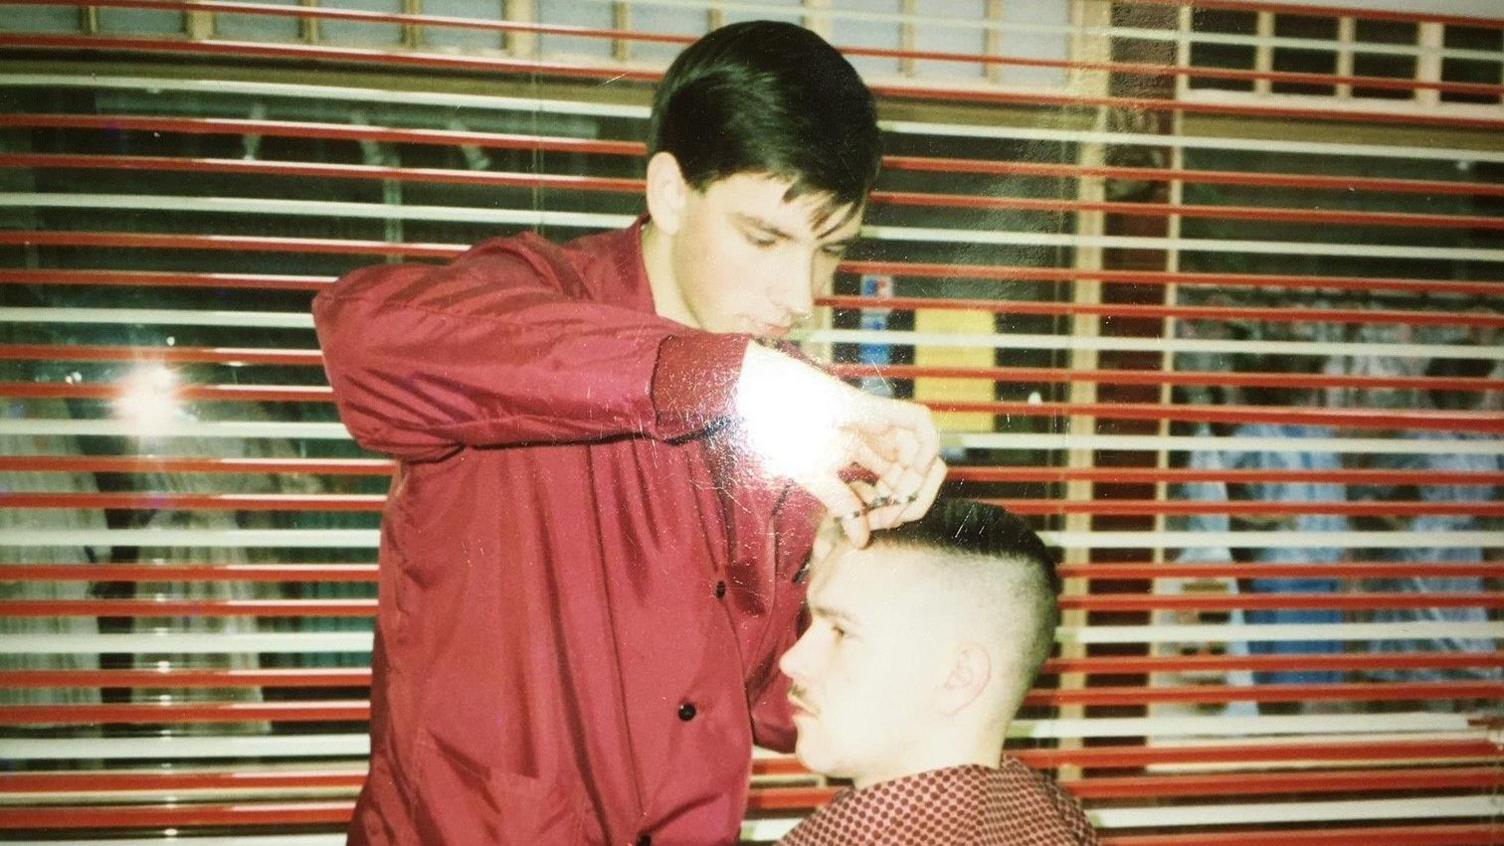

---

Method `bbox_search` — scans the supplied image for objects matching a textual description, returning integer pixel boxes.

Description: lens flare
[115,364,181,437]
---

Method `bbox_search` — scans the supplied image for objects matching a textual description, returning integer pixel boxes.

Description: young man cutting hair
[316,20,945,845]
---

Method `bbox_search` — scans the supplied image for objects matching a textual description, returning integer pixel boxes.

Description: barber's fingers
[859,442,944,532]
[801,472,873,548]
[863,407,940,509]
[893,456,946,525]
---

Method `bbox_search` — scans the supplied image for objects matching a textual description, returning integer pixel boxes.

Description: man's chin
[792,736,840,779]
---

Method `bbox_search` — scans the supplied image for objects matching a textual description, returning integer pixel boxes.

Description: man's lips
[747,314,794,336]
[788,691,817,717]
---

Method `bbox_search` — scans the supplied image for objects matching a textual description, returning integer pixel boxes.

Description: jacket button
[636,836,652,846]
[714,580,727,599]
[678,702,697,722]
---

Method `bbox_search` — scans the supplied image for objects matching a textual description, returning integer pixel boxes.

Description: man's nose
[771,251,816,321]
[778,631,813,680]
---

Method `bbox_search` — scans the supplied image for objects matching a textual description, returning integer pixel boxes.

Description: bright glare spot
[1027,391,1043,405]
[165,336,176,347]
[116,364,181,437]
[734,362,840,478]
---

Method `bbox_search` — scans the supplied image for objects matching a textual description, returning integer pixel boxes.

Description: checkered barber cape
[778,759,1099,845]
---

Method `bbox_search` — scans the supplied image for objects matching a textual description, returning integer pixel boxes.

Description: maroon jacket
[779,761,1099,846]
[314,221,820,845]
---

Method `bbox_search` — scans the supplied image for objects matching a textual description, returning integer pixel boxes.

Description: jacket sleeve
[312,237,750,462]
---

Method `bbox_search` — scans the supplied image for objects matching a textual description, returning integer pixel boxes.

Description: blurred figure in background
[1353,357,1502,708]
[1190,352,1347,709]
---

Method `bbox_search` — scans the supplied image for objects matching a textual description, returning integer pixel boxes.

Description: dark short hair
[648,20,882,220]
[872,500,1062,682]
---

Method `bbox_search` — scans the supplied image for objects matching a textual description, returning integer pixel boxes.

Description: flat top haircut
[648,20,882,224]
[869,500,1062,697]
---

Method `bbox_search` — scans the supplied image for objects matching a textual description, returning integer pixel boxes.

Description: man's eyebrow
[733,213,794,240]
[808,601,860,628]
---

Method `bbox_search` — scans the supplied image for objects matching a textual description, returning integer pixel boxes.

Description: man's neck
[852,724,1009,790]
[639,219,697,328]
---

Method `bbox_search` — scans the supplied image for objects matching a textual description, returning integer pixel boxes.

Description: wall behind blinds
[1,0,1501,843]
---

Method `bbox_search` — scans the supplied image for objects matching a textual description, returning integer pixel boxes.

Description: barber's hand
[735,342,946,546]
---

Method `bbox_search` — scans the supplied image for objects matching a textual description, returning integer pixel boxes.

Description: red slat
[0,342,324,366]
[750,767,1503,809]
[922,399,1504,435]
[1025,681,1504,707]
[0,455,392,475]
[993,500,1504,518]
[0,492,382,511]
[882,156,1504,201]
[1054,594,1504,612]
[0,229,464,257]
[0,267,333,291]
[819,296,1504,330]
[1041,651,1504,675]
[0,768,366,792]
[0,152,644,193]
[1055,564,1503,579]
[949,467,1504,486]
[0,33,665,82]
[841,260,1504,298]
[870,190,1504,232]
[0,668,372,689]
[2,381,333,403]
[1013,738,1501,769]
[0,599,375,617]
[0,114,645,155]
[744,740,1501,775]
[1070,764,1504,794]
[0,801,355,828]
[0,564,377,582]
[0,701,369,725]
[826,363,1504,394]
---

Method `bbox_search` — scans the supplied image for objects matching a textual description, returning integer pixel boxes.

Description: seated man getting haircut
[778,500,1098,845]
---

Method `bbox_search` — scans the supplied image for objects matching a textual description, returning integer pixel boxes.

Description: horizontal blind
[1,0,1501,843]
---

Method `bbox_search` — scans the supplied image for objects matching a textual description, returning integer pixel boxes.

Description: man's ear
[937,643,992,716]
[645,151,690,235]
